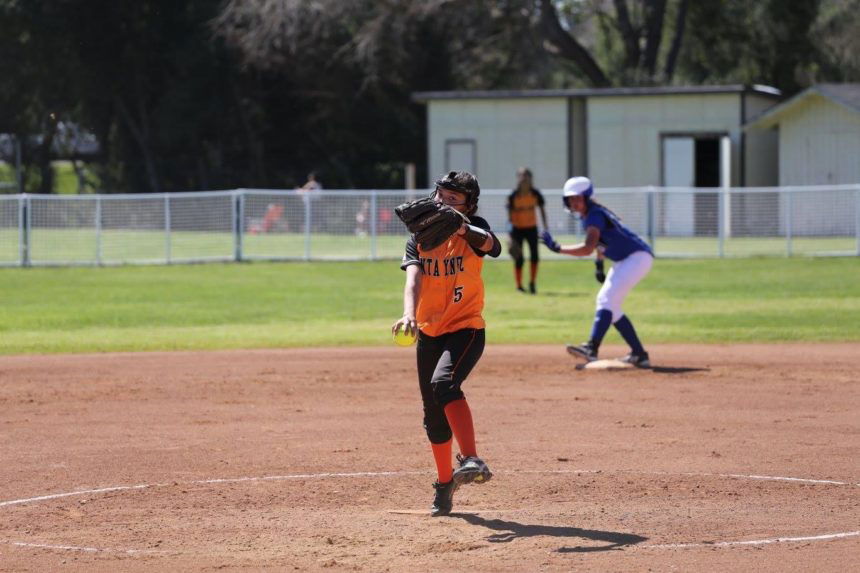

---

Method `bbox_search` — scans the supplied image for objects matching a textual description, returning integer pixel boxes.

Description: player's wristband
[461,224,490,250]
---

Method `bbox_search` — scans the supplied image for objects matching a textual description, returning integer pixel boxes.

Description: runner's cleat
[453,454,493,485]
[430,480,458,516]
[620,351,651,368]
[566,342,598,362]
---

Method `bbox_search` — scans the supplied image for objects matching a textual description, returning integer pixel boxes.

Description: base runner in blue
[541,177,654,368]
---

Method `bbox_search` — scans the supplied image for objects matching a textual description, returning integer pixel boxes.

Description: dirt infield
[1,344,858,572]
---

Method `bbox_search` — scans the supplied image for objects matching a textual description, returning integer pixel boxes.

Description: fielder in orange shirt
[507,167,548,294]
[391,171,501,517]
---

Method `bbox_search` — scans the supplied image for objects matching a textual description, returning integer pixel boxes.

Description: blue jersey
[583,204,652,262]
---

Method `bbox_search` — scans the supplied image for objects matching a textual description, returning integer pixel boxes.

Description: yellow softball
[393,328,417,347]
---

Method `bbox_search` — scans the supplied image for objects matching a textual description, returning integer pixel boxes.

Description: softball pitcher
[391,171,502,517]
[541,176,653,367]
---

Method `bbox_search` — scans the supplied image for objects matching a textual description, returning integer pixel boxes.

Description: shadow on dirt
[455,514,647,552]
[649,366,710,374]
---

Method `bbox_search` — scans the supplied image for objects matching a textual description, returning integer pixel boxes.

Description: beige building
[413,85,782,190]
[745,83,860,186]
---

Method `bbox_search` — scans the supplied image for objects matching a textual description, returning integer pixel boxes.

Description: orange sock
[530,261,538,283]
[444,399,477,458]
[430,439,453,483]
[514,266,523,288]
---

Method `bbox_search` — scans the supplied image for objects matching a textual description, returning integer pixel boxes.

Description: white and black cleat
[453,454,493,486]
[566,342,598,362]
[430,479,459,516]
[620,351,651,368]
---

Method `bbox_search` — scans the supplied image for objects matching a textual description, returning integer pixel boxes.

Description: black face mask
[433,171,478,210]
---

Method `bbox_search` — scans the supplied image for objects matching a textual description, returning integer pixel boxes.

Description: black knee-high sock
[589,309,613,351]
[614,315,645,355]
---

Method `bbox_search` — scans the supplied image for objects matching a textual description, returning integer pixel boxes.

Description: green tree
[812,0,860,82]
[66,1,256,193]
[0,1,81,193]
[3,0,851,194]
[213,0,567,187]
[537,0,691,86]
[676,0,822,94]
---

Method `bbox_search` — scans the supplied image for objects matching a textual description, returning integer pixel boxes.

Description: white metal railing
[0,185,858,267]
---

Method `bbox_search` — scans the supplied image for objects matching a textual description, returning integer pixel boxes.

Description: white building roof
[745,83,860,129]
[413,84,781,102]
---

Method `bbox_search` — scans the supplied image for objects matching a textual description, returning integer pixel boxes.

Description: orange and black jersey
[401,216,500,337]
[507,188,545,229]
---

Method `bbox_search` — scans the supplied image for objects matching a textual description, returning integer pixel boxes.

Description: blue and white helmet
[562,176,593,211]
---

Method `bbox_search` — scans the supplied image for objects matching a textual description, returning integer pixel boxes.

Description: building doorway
[661,133,727,236]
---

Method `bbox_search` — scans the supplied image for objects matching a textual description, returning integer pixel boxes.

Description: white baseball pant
[596,250,653,323]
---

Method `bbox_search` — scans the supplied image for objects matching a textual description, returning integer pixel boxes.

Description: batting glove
[595,259,606,284]
[540,230,561,253]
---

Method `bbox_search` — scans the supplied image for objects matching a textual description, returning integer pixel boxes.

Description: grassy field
[0,161,100,195]
[0,162,16,193]
[0,257,858,354]
[1,227,857,266]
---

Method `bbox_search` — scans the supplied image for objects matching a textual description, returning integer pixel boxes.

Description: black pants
[511,226,539,267]
[416,328,485,444]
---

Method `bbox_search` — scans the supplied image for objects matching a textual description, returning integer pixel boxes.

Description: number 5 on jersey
[453,286,464,303]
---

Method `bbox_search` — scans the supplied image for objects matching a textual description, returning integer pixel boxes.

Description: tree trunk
[539,0,611,87]
[613,0,641,70]
[36,116,58,194]
[664,0,689,82]
[115,95,160,193]
[642,0,667,77]
[230,78,265,185]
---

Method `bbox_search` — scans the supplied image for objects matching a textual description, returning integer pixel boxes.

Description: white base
[575,359,635,371]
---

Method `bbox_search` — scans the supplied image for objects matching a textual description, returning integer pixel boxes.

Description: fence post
[302,191,319,261]
[370,191,378,261]
[95,196,103,265]
[233,190,244,262]
[164,194,172,264]
[721,136,732,239]
[856,187,860,256]
[303,194,311,261]
[19,193,29,267]
[717,188,725,258]
[785,191,793,257]
[646,186,655,253]
[15,137,23,194]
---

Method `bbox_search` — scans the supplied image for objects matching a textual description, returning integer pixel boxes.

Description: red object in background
[261,204,284,232]
[250,203,285,234]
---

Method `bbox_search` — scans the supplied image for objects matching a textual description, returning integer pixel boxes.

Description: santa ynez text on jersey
[420,256,466,277]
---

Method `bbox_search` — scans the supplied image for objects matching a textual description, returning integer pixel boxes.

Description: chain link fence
[0,185,858,267]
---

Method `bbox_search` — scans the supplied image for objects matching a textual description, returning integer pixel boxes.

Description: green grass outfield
[1,257,858,354]
[0,228,857,264]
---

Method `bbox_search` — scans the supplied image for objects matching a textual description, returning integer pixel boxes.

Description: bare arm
[391,264,422,337]
[539,205,549,230]
[558,226,601,257]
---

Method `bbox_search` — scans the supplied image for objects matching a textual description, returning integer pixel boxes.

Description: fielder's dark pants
[416,328,486,444]
[511,226,539,267]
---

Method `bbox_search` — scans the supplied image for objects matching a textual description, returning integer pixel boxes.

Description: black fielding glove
[395,197,467,250]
